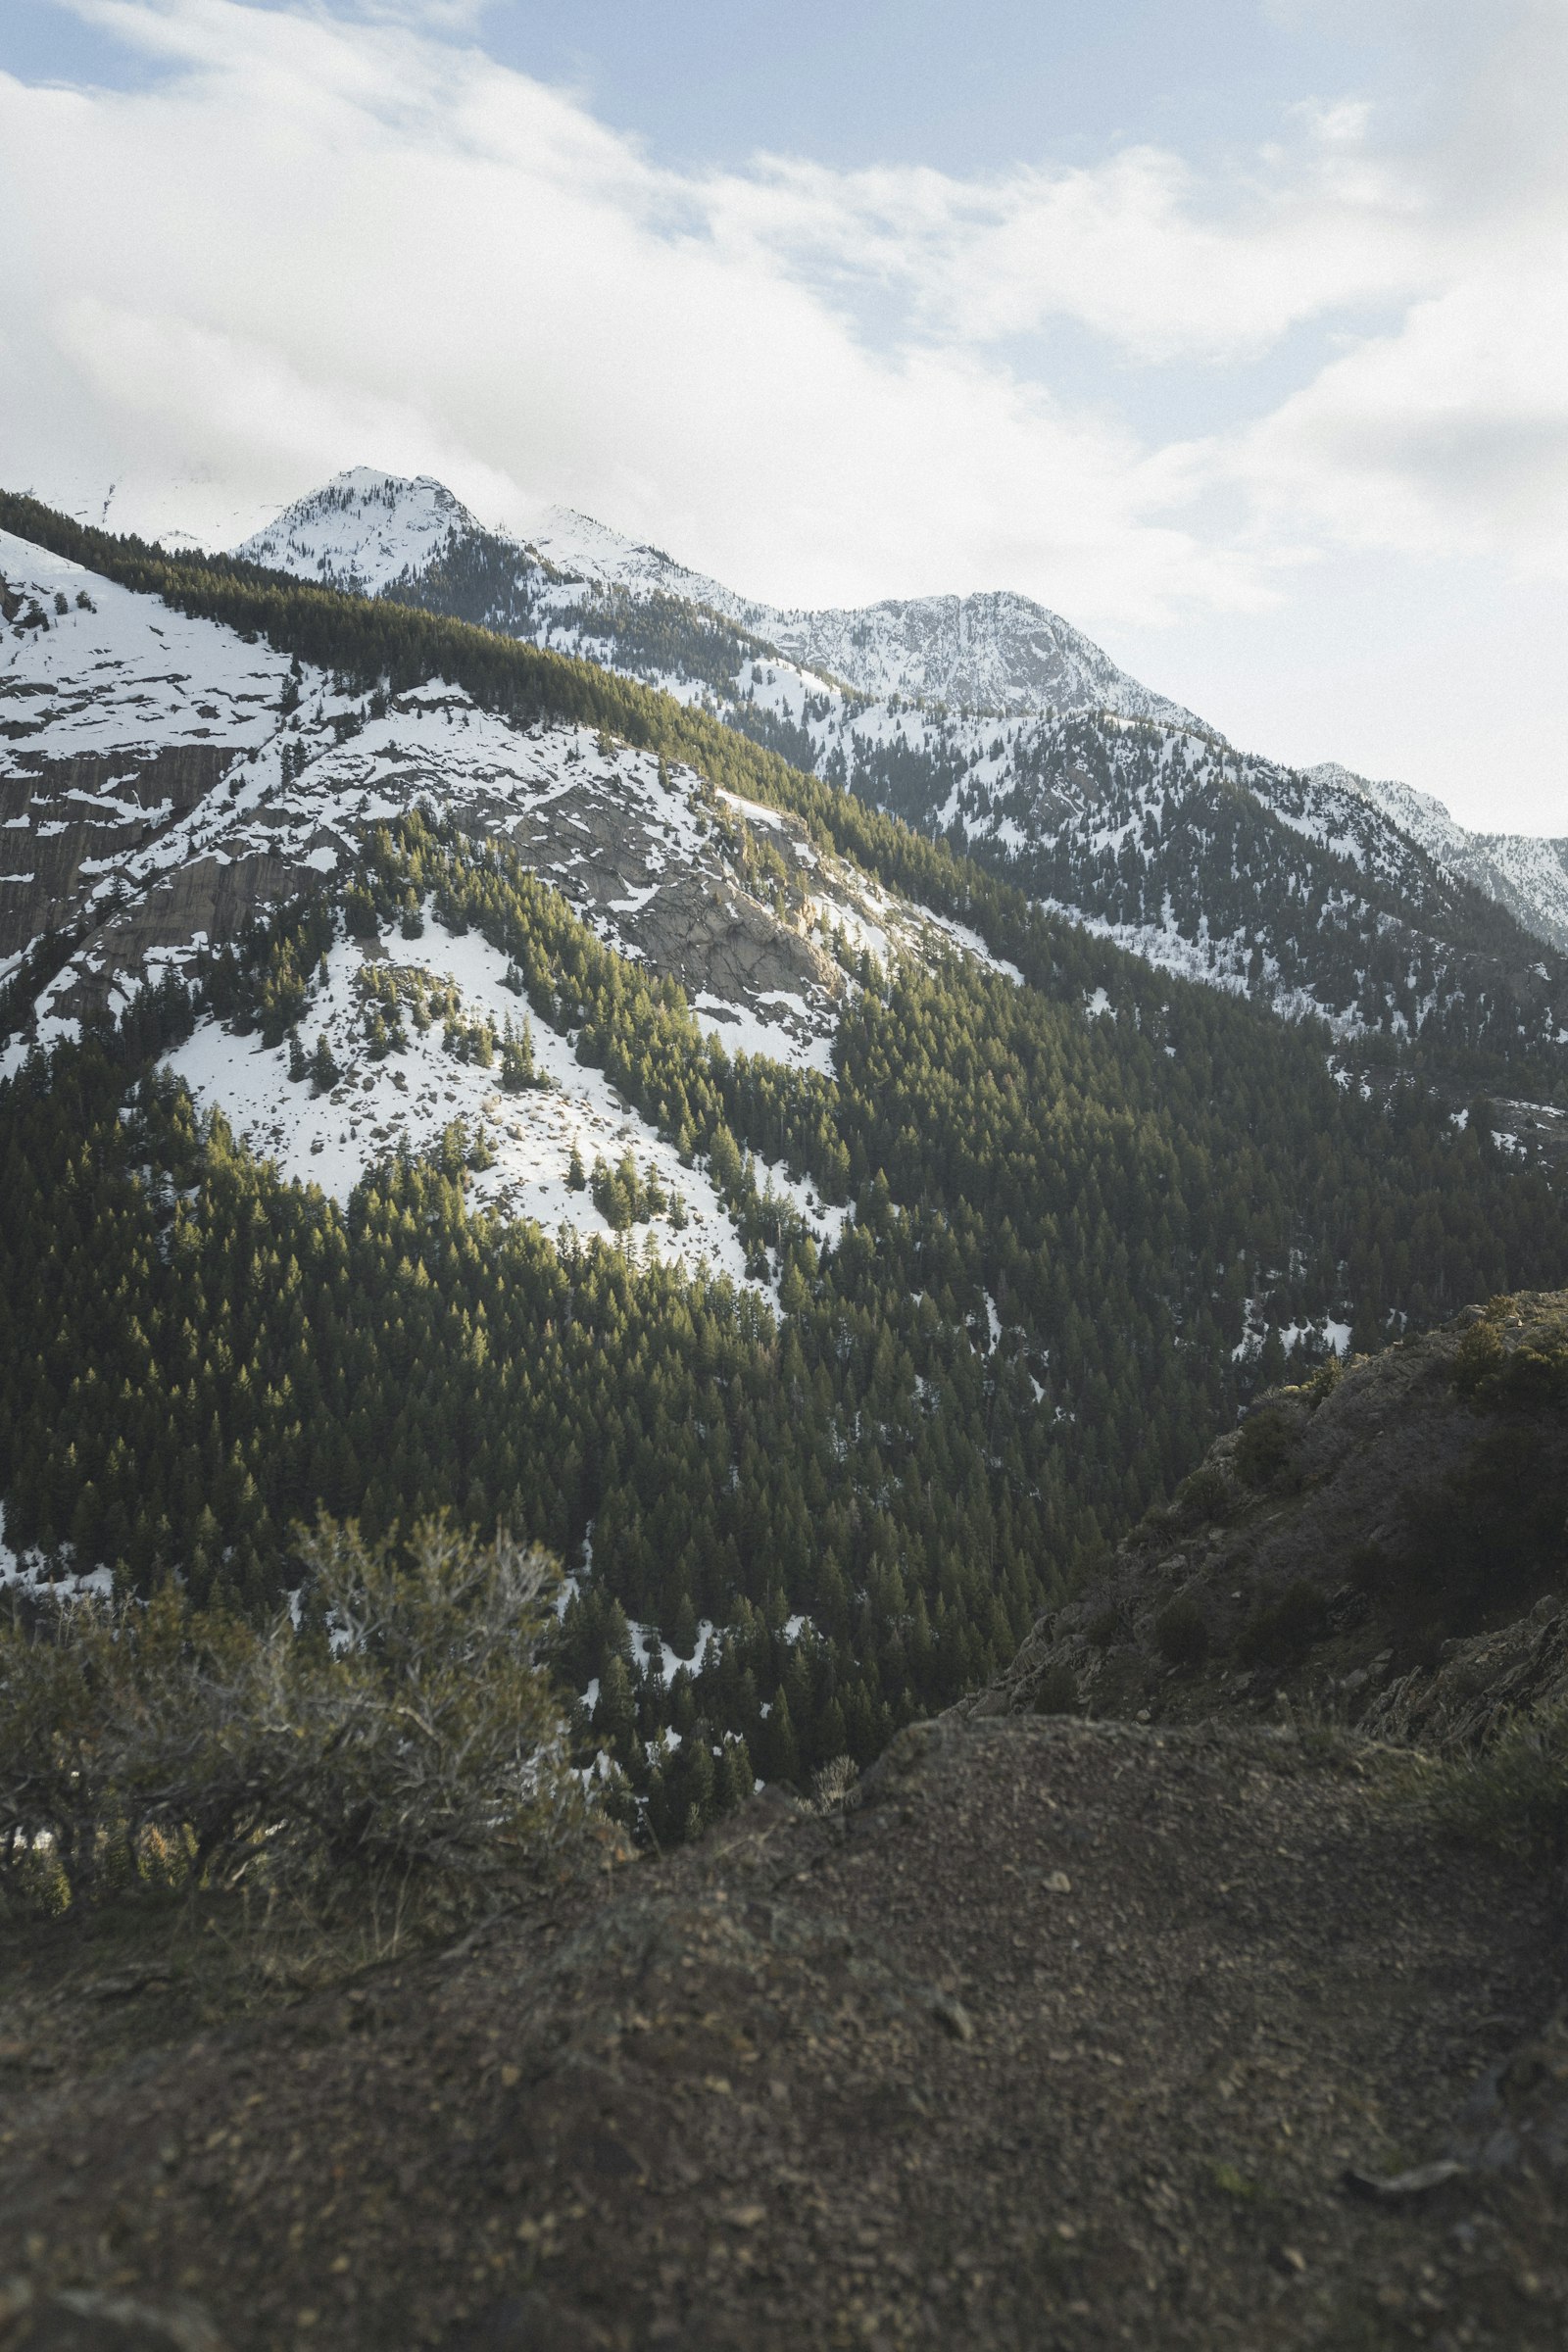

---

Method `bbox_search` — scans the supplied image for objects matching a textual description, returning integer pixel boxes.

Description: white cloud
[0,0,1566,820]
[710,113,1427,368]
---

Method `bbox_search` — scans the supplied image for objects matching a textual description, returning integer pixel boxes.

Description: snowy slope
[165,921,769,1290]
[1,524,292,759]
[523,507,739,612]
[516,511,1200,724]
[237,467,481,595]
[1,521,1038,1280]
[1310,763,1568,956]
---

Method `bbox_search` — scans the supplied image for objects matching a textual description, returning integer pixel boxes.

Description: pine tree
[310,1035,339,1094]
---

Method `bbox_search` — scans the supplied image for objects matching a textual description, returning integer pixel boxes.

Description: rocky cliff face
[0,745,243,966]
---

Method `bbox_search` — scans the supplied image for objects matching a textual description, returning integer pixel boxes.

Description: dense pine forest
[5,799,1568,1836]
[4,491,1568,1838]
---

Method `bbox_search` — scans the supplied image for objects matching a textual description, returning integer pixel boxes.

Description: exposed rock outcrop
[0,749,238,957]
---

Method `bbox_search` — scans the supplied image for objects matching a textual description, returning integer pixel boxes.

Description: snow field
[164,918,764,1289]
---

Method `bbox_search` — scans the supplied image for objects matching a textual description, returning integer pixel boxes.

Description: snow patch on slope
[164,918,761,1287]
[237,468,480,596]
[1,526,291,757]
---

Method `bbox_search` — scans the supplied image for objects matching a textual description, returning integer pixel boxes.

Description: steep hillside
[936,713,1568,1084]
[1312,761,1568,957]
[238,471,1568,1059]
[986,1289,1568,1739]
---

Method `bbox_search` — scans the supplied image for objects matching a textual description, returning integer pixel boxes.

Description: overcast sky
[2,0,1566,832]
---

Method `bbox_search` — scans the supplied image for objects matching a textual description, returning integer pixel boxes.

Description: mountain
[5,483,1568,1832]
[523,503,1209,726]
[239,468,1203,726]
[1310,760,1568,956]
[7,483,1568,2347]
[235,471,1568,1060]
[236,467,482,597]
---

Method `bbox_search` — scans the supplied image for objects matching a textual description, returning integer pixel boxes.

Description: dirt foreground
[2,1715,1565,2350]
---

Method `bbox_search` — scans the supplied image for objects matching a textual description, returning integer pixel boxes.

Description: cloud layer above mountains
[2,0,1566,825]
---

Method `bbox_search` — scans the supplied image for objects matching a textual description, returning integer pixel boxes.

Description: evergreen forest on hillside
[4,776,1568,1838]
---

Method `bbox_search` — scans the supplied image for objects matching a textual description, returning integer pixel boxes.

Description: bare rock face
[496,772,841,1038]
[1361,1597,1568,1752]
[0,749,239,957]
[46,850,316,1024]
[0,575,857,1072]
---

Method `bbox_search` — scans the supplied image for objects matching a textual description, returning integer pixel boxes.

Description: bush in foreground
[1423,1694,1568,1865]
[0,1519,590,1924]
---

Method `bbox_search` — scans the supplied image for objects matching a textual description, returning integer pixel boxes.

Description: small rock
[930,1993,976,2043]
[1044,1871,1072,1895]
[84,1970,172,2002]
[1343,2160,1468,2202]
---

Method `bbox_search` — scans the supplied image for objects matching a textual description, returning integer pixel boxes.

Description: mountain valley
[4,1295,1568,2352]
[2,466,1568,2351]
[4,481,1568,1811]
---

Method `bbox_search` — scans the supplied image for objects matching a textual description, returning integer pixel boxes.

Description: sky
[1,0,1566,833]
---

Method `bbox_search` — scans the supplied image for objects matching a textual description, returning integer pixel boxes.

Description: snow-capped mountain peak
[221,468,1568,964]
[234,470,1211,728]
[521,506,735,610]
[237,467,480,596]
[752,589,1209,727]
[1311,761,1568,956]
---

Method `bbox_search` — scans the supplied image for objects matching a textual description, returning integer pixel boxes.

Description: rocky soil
[2,1711,1565,2352]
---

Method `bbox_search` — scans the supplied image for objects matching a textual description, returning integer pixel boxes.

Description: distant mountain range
[234,468,1568,1059]
[238,469,1207,729]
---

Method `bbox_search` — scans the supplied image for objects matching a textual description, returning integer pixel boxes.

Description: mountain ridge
[237,467,1207,729]
[234,470,1568,1014]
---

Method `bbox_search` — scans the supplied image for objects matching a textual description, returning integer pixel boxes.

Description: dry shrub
[0,1517,590,1926]
[1422,1695,1568,1864]
[809,1755,860,1816]
[1154,1596,1210,1668]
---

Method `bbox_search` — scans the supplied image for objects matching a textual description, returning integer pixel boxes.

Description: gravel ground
[1,1715,1564,2350]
